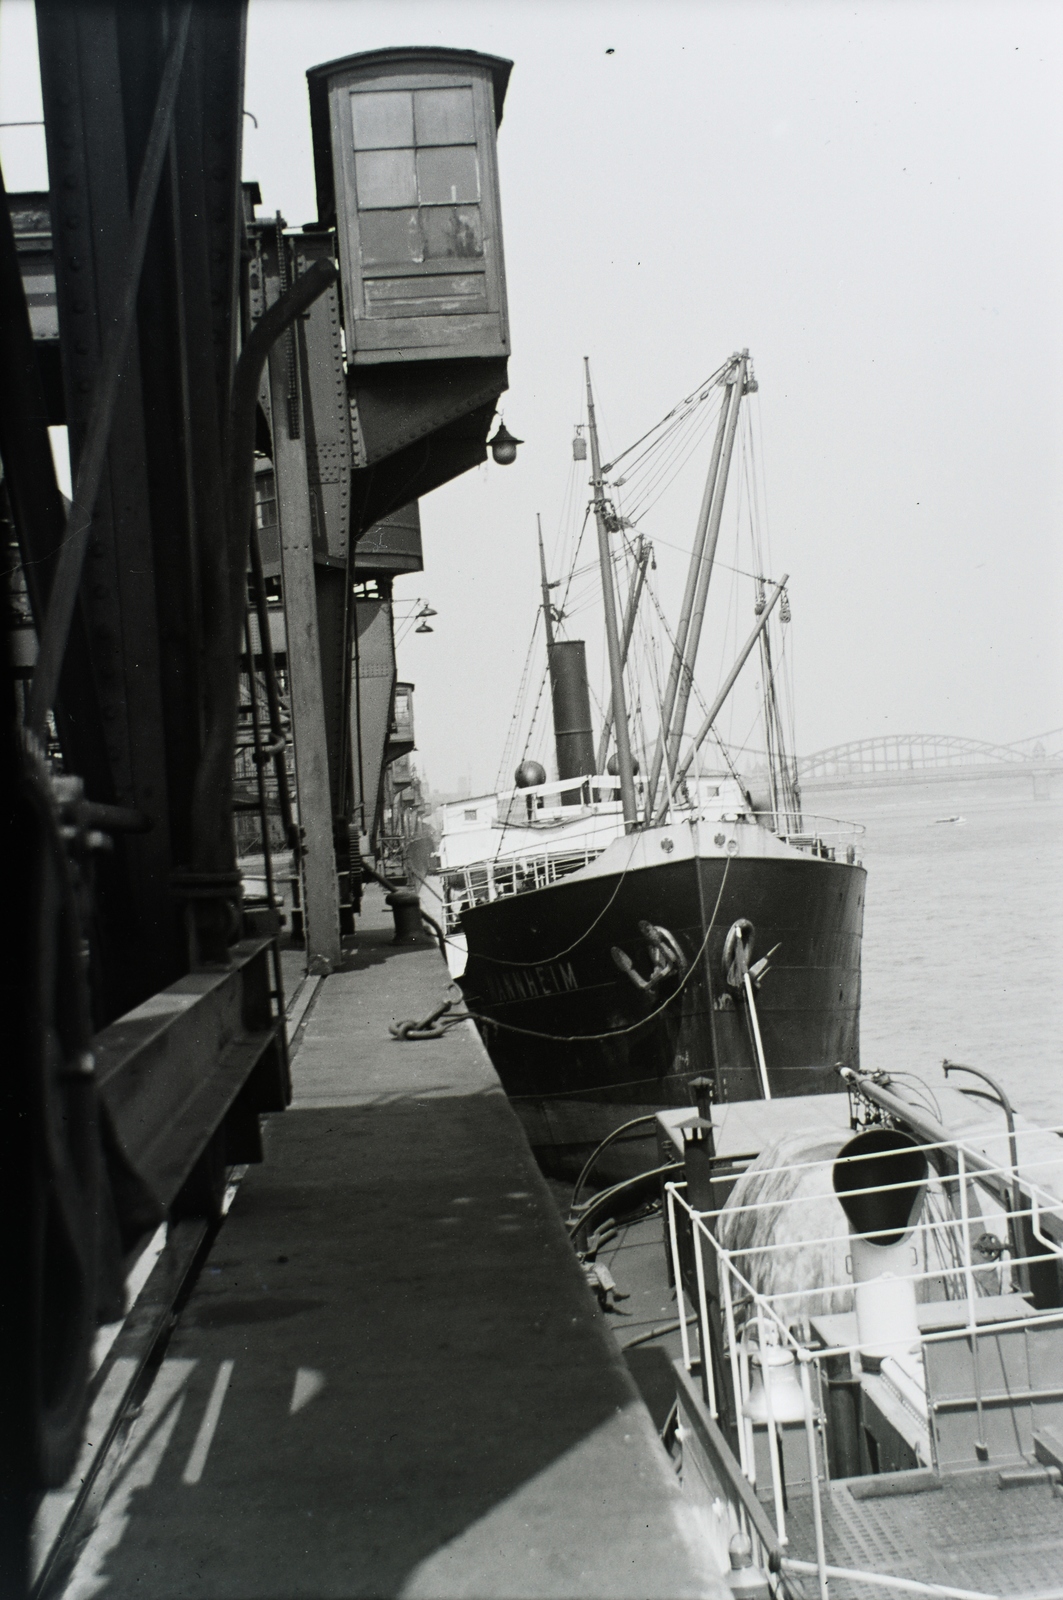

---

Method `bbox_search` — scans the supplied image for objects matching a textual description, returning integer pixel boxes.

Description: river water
[811,769,1062,1128]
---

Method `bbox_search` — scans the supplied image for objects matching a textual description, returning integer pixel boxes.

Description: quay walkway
[58,887,719,1599]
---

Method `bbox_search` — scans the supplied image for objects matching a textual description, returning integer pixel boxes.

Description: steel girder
[350,594,398,844]
[347,358,509,537]
[0,166,114,875]
[250,223,358,965]
[33,0,248,1021]
[1,3,298,1534]
[94,937,289,1210]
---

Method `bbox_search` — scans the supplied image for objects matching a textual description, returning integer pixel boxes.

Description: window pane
[414,87,475,145]
[416,146,479,205]
[254,470,277,528]
[355,148,417,208]
[422,205,483,260]
[351,90,413,149]
[358,209,424,266]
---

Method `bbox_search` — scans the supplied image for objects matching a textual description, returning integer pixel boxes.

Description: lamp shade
[488,420,522,464]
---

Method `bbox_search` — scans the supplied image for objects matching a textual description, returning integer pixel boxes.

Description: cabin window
[423,205,482,259]
[350,86,484,270]
[351,90,415,148]
[414,87,476,145]
[354,149,417,209]
[359,210,421,267]
[463,809,477,822]
[416,146,479,205]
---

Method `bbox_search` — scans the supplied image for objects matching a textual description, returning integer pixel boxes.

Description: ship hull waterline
[457,843,866,1164]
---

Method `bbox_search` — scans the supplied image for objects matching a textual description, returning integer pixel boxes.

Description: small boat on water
[440,353,866,1166]
[642,1062,1063,1598]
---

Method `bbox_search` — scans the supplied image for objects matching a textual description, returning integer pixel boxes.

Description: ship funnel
[548,640,596,783]
[833,1127,928,1359]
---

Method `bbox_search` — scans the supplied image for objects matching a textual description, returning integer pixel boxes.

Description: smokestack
[833,1127,928,1359]
[548,640,596,781]
[538,519,596,784]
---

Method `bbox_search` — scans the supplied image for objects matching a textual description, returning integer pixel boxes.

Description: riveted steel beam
[36,0,180,1016]
[33,0,250,1018]
[255,229,342,969]
[93,938,289,1212]
[0,170,114,824]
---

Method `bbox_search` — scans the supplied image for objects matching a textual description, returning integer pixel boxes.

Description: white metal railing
[441,843,608,930]
[490,781,865,846]
[477,787,864,857]
[664,1123,1063,1600]
[440,808,867,932]
[763,812,865,863]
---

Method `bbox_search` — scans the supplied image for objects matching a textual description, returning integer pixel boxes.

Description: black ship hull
[458,845,866,1159]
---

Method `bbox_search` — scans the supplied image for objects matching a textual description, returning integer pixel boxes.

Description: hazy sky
[3,0,1061,794]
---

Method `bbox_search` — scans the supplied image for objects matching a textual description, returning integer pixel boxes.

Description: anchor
[611,920,687,996]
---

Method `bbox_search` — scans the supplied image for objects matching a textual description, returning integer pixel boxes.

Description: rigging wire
[554,506,592,633]
[723,604,799,809]
[492,660,550,857]
[639,566,743,786]
[605,517,781,587]
[495,609,543,791]
[600,358,730,475]
[487,356,800,868]
[613,390,718,502]
[620,399,723,525]
[612,404,717,529]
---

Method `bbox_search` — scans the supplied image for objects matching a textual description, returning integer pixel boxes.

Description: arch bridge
[799,731,1062,783]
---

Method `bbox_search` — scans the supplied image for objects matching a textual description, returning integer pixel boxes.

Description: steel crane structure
[0,9,514,1590]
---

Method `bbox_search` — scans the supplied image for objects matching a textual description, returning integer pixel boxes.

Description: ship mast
[756,580,802,832]
[644,356,736,815]
[596,535,649,773]
[645,351,750,816]
[585,359,638,830]
[537,514,556,651]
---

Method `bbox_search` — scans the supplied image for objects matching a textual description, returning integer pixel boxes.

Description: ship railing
[648,801,865,859]
[746,811,866,862]
[469,778,865,857]
[663,1125,1063,1600]
[441,843,608,930]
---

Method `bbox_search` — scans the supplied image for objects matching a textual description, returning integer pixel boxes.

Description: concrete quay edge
[60,887,723,1599]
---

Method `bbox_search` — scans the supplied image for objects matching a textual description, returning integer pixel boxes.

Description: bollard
[386,888,425,945]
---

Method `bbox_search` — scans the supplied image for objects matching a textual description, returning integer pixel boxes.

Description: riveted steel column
[262,231,341,971]
[36,0,180,1014]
